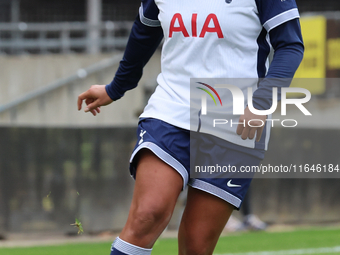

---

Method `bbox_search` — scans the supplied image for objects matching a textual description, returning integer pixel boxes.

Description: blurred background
[0,0,339,239]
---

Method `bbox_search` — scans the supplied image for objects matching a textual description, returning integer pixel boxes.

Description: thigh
[178,186,234,255]
[120,149,183,248]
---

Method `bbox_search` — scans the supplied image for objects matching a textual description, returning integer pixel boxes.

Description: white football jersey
[139,0,300,150]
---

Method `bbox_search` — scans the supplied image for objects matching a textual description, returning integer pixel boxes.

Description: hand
[77,85,113,116]
[236,106,267,142]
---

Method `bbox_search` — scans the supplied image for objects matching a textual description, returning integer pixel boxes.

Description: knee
[134,204,169,225]
[129,203,172,236]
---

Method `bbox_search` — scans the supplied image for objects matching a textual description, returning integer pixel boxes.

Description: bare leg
[119,149,183,248]
[178,186,234,255]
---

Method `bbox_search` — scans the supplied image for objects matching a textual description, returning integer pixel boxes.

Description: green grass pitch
[0,227,339,255]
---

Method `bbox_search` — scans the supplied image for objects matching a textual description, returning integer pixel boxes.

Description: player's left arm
[237,18,304,141]
[252,18,304,111]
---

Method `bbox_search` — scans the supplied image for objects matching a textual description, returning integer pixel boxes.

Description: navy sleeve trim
[139,3,161,27]
[263,8,300,31]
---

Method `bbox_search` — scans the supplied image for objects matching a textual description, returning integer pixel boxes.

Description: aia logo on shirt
[169,13,224,38]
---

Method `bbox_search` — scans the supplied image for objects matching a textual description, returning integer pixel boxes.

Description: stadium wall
[0,51,161,126]
[0,127,339,234]
[0,127,137,234]
[253,128,340,225]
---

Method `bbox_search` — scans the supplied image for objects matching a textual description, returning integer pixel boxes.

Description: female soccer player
[78,0,304,254]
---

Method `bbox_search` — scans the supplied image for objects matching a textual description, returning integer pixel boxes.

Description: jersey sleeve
[255,0,300,32]
[139,0,161,27]
[105,9,163,101]
[252,19,304,111]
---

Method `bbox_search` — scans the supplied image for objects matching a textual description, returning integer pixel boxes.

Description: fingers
[77,85,113,116]
[77,90,91,111]
[248,127,257,140]
[236,120,244,136]
[237,115,250,140]
[247,119,263,140]
[89,107,101,116]
[237,117,265,141]
[90,109,97,116]
[78,88,102,115]
[79,99,100,116]
[236,106,267,141]
[77,96,83,111]
[84,99,101,113]
[239,126,260,141]
[241,126,250,140]
[256,126,264,142]
[77,97,82,111]
[78,95,100,116]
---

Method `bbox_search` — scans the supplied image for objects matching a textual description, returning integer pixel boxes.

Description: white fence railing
[0,21,133,54]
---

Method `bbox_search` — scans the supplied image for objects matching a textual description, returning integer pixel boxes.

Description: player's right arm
[78,0,163,116]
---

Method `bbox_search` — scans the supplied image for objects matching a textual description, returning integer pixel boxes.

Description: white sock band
[112,237,152,255]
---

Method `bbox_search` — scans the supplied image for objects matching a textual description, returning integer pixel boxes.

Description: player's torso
[154,0,264,81]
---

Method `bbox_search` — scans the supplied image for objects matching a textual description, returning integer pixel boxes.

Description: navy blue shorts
[129,118,263,209]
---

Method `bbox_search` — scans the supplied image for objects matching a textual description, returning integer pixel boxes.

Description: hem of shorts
[130,142,189,188]
[188,179,242,208]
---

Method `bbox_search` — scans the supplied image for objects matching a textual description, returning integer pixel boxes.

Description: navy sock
[110,248,128,255]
